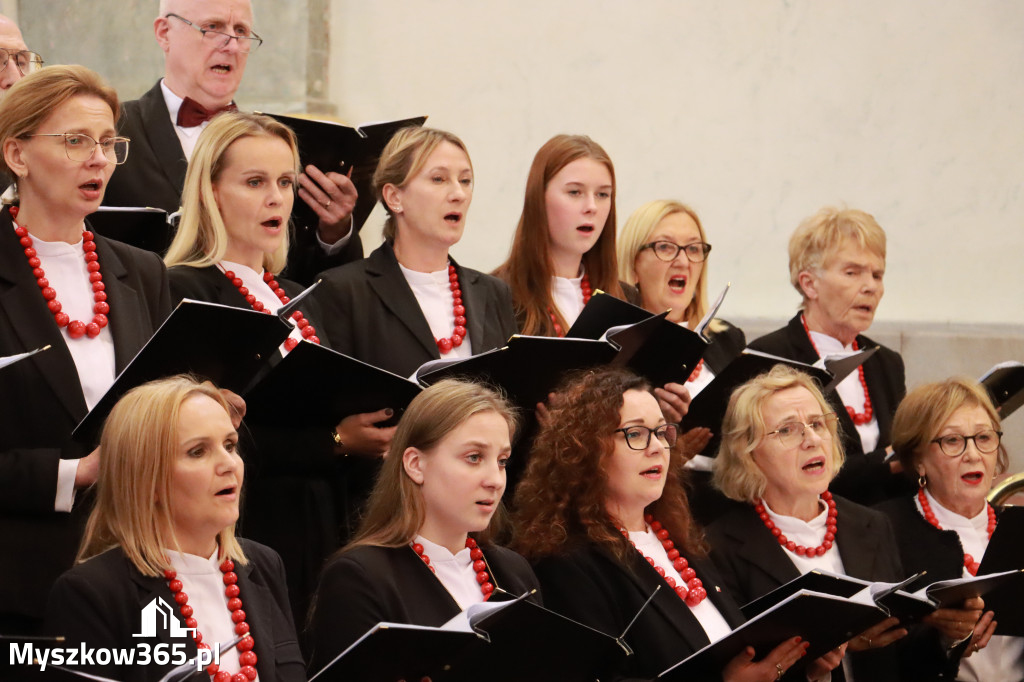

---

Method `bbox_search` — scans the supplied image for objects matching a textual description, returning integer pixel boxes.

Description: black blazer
[168,264,341,625]
[531,537,744,681]
[0,209,170,622]
[305,543,541,674]
[707,496,905,681]
[104,80,361,283]
[747,314,910,505]
[44,539,304,682]
[314,241,519,378]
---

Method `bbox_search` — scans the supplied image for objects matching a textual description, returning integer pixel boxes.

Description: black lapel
[136,82,188,203]
[723,506,802,589]
[365,243,440,360]
[451,259,487,351]
[0,211,87,420]
[94,236,151,373]
[234,558,279,680]
[857,334,895,442]
[128,567,191,654]
[834,499,883,581]
[394,545,464,618]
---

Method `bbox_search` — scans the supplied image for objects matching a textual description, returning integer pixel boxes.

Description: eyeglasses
[0,48,43,76]
[639,240,712,264]
[22,133,130,164]
[765,413,837,448]
[930,430,1002,457]
[614,424,679,450]
[165,13,263,53]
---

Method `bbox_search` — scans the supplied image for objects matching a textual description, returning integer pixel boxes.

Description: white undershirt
[914,490,1024,682]
[807,329,880,453]
[31,233,117,513]
[628,527,733,644]
[166,550,254,679]
[398,263,473,360]
[414,535,485,611]
[551,274,586,330]
[762,498,846,576]
[219,261,304,355]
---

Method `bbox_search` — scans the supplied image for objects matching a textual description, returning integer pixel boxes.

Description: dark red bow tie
[176,97,238,128]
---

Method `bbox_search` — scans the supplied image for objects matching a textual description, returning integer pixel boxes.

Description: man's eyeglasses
[0,48,43,76]
[639,240,712,264]
[930,430,1002,457]
[614,424,679,450]
[765,413,837,448]
[22,133,130,165]
[165,13,263,53]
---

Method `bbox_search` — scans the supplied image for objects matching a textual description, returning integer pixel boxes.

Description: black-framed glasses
[765,413,837,448]
[165,13,263,53]
[614,424,679,450]
[22,133,130,164]
[930,430,1002,457]
[639,240,712,263]
[0,48,43,76]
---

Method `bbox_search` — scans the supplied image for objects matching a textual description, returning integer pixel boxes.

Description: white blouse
[762,497,846,576]
[806,330,880,453]
[414,535,485,611]
[914,490,1024,682]
[219,261,304,355]
[399,263,473,360]
[551,274,587,330]
[628,527,733,644]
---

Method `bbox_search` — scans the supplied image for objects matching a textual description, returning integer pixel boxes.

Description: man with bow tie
[104,0,362,281]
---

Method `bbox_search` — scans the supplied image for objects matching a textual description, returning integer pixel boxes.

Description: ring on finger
[775,662,784,680]
[322,198,332,209]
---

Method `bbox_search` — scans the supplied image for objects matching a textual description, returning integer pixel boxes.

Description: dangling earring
[917,473,927,489]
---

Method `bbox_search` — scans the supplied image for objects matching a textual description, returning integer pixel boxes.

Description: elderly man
[103,0,361,282]
[0,13,42,94]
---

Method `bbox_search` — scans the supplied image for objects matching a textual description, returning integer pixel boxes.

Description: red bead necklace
[222,269,320,351]
[411,536,495,600]
[435,264,468,354]
[549,273,592,337]
[10,206,110,339]
[800,315,873,425]
[687,359,704,383]
[164,558,257,682]
[620,515,708,607]
[756,491,838,557]
[917,488,997,576]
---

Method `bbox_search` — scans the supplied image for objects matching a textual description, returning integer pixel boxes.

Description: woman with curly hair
[513,367,841,681]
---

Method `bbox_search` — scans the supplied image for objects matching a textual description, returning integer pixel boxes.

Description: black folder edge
[657,590,887,680]
[979,361,1024,420]
[71,299,293,445]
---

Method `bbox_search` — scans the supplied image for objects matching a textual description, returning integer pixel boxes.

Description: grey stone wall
[16,0,332,113]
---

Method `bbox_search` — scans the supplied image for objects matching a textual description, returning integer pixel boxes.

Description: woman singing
[46,376,304,682]
[0,65,170,634]
[306,379,539,674]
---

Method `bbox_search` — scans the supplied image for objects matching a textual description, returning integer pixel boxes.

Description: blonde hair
[891,377,1008,478]
[714,365,845,502]
[788,206,886,304]
[372,126,471,242]
[165,111,298,274]
[0,65,119,178]
[77,375,247,576]
[618,199,721,331]
[346,379,518,551]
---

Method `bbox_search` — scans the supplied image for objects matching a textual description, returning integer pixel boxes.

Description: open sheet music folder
[309,593,627,682]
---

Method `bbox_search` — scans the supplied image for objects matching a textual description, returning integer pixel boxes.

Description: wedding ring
[323,198,332,209]
[775,662,784,680]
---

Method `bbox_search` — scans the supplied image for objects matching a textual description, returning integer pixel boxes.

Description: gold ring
[331,430,342,445]
[323,198,332,209]
[775,662,784,680]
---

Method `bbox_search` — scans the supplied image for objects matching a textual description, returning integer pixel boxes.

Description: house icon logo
[132,597,197,638]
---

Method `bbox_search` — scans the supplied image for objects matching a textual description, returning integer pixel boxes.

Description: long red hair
[494,134,624,335]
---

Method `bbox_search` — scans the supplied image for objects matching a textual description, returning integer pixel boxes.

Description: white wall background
[330,0,1024,326]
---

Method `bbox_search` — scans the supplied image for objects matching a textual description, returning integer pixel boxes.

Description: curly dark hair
[512,367,706,565]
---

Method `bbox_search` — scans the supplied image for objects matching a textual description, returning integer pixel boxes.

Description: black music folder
[978,506,1024,635]
[979,361,1024,419]
[310,595,627,682]
[658,589,886,680]
[260,113,427,233]
[242,340,422,429]
[87,206,176,255]
[72,297,304,445]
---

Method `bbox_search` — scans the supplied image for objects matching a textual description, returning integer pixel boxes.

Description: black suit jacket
[44,539,304,682]
[0,209,170,621]
[531,537,744,681]
[305,543,541,674]
[748,314,911,505]
[105,80,361,284]
[168,264,341,626]
[314,241,519,379]
[707,496,905,681]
